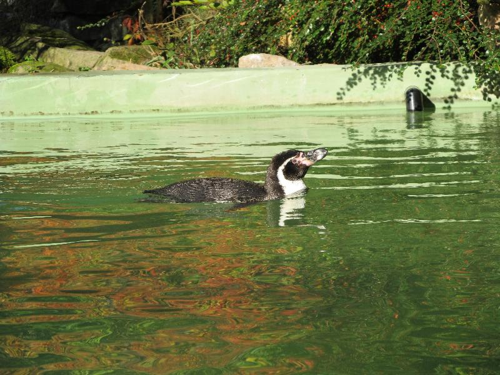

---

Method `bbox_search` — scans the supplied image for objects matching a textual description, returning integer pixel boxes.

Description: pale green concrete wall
[0,62,497,118]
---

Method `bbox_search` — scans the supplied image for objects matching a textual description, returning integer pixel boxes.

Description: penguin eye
[291,158,299,165]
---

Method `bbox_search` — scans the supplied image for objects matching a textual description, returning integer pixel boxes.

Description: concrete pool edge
[1,61,498,119]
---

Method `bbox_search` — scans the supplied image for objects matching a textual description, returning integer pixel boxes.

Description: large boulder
[92,45,159,70]
[0,23,92,61]
[38,45,159,71]
[0,22,158,72]
[38,46,104,71]
[104,45,157,65]
[238,53,300,68]
[1,22,159,72]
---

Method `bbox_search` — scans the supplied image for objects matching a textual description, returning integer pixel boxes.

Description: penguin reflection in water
[143,148,328,204]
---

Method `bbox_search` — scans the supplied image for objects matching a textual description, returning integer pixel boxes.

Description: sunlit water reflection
[1,109,499,373]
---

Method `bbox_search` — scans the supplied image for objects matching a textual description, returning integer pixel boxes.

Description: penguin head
[281,148,328,180]
[266,148,328,197]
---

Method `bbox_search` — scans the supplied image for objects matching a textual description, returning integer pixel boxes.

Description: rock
[8,61,72,74]
[37,45,159,71]
[91,45,159,70]
[0,23,93,61]
[1,22,159,72]
[238,53,300,68]
[104,45,157,65]
[479,4,500,30]
[38,46,104,71]
[93,55,158,71]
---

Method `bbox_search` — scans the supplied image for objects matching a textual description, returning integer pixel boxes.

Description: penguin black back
[144,177,266,203]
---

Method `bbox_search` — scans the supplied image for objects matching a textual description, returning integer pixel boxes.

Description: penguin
[143,148,327,203]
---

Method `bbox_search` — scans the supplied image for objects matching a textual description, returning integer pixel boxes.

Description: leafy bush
[191,0,289,67]
[193,0,499,68]
[0,47,16,72]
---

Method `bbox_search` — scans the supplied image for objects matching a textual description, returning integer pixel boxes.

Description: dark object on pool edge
[143,148,328,203]
[405,86,424,111]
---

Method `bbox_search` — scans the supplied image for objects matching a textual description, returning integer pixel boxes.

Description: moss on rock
[105,45,158,65]
[8,61,72,74]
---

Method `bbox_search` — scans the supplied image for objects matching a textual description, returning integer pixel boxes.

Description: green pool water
[0,109,499,374]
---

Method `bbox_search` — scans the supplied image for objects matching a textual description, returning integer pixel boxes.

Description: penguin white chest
[277,157,307,196]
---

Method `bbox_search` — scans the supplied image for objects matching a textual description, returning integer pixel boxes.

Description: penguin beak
[293,148,328,167]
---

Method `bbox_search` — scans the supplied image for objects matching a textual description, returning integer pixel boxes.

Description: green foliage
[143,7,216,68]
[24,54,37,62]
[193,0,499,69]
[193,0,290,67]
[179,0,500,95]
[77,17,111,31]
[0,47,16,72]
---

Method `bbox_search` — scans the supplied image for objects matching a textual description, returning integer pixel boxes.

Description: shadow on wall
[336,62,500,110]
